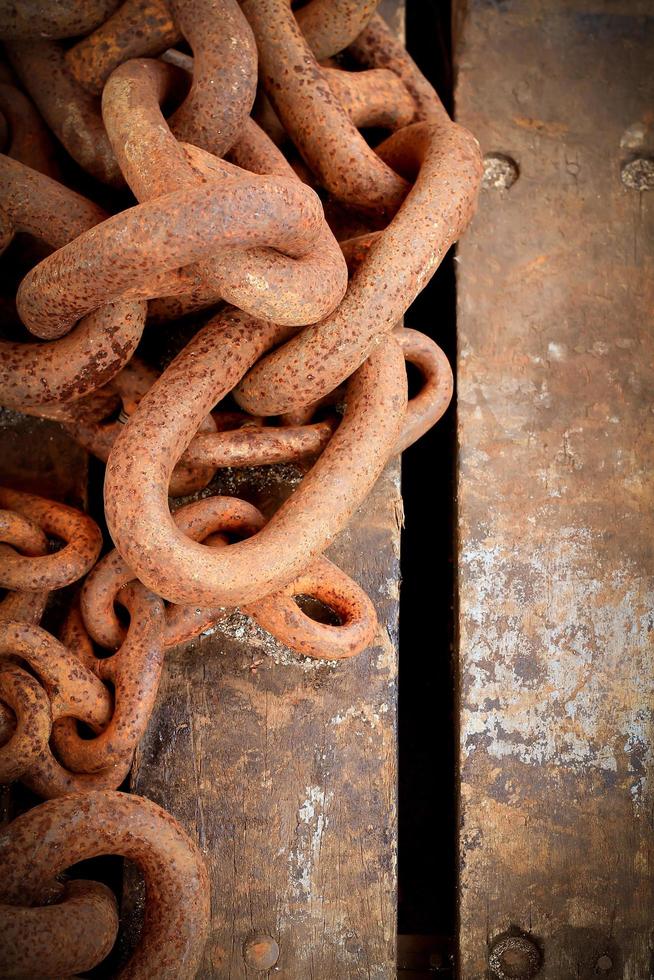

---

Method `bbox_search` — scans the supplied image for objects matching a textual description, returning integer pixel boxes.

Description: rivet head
[489,935,541,979]
[620,157,654,191]
[243,934,280,971]
[482,153,519,190]
[596,954,613,973]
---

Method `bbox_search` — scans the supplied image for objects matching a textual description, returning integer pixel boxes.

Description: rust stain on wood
[455,1,654,977]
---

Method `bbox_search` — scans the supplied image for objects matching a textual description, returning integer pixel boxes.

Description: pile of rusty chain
[0,0,481,974]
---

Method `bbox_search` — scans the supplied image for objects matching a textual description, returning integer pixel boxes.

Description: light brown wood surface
[455,2,654,976]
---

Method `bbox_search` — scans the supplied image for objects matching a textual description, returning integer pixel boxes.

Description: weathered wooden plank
[129,460,401,979]
[0,409,88,508]
[455,2,654,978]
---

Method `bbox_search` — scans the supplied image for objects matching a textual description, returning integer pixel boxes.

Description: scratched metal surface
[455,2,654,977]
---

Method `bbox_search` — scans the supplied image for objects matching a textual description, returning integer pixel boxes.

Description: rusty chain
[0,0,480,972]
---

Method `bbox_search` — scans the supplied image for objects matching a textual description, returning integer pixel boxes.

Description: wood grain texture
[128,460,402,979]
[455,2,654,977]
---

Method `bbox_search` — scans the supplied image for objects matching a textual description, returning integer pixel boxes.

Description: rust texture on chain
[104,309,407,606]
[100,57,347,325]
[66,0,181,94]
[0,83,60,181]
[63,359,337,494]
[0,156,146,407]
[0,508,49,626]
[5,41,124,185]
[0,0,121,39]
[242,0,409,215]
[235,119,481,415]
[0,486,102,591]
[16,171,325,340]
[82,495,378,658]
[0,791,210,978]
[0,619,114,793]
[0,0,480,970]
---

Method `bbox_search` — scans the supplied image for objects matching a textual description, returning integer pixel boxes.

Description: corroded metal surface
[67,0,181,95]
[0,157,145,408]
[0,83,60,178]
[242,0,409,215]
[0,486,102,591]
[127,460,402,978]
[101,59,347,326]
[0,791,210,978]
[349,13,448,125]
[6,40,123,185]
[81,495,377,658]
[235,120,481,415]
[16,174,325,340]
[105,313,407,606]
[0,0,120,39]
[455,1,654,976]
[297,0,379,60]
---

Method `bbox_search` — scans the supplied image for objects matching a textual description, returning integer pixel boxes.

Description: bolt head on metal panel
[489,935,541,979]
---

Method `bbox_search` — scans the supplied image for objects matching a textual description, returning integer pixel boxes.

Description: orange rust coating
[0,157,145,408]
[0,612,161,797]
[242,0,409,214]
[0,880,120,979]
[101,59,347,326]
[349,13,449,124]
[0,509,48,556]
[65,368,334,487]
[62,357,217,497]
[66,0,181,94]
[0,666,51,782]
[255,66,415,147]
[235,120,482,416]
[0,590,49,625]
[321,65,416,130]
[249,556,378,660]
[81,496,377,658]
[81,496,266,649]
[6,41,123,186]
[0,84,60,179]
[51,583,165,776]
[105,310,407,607]
[0,508,50,626]
[166,0,257,159]
[0,620,112,733]
[0,619,125,794]
[0,487,102,592]
[17,171,326,340]
[296,0,379,60]
[180,418,335,470]
[0,154,105,249]
[394,327,454,453]
[0,0,120,39]
[0,791,210,979]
